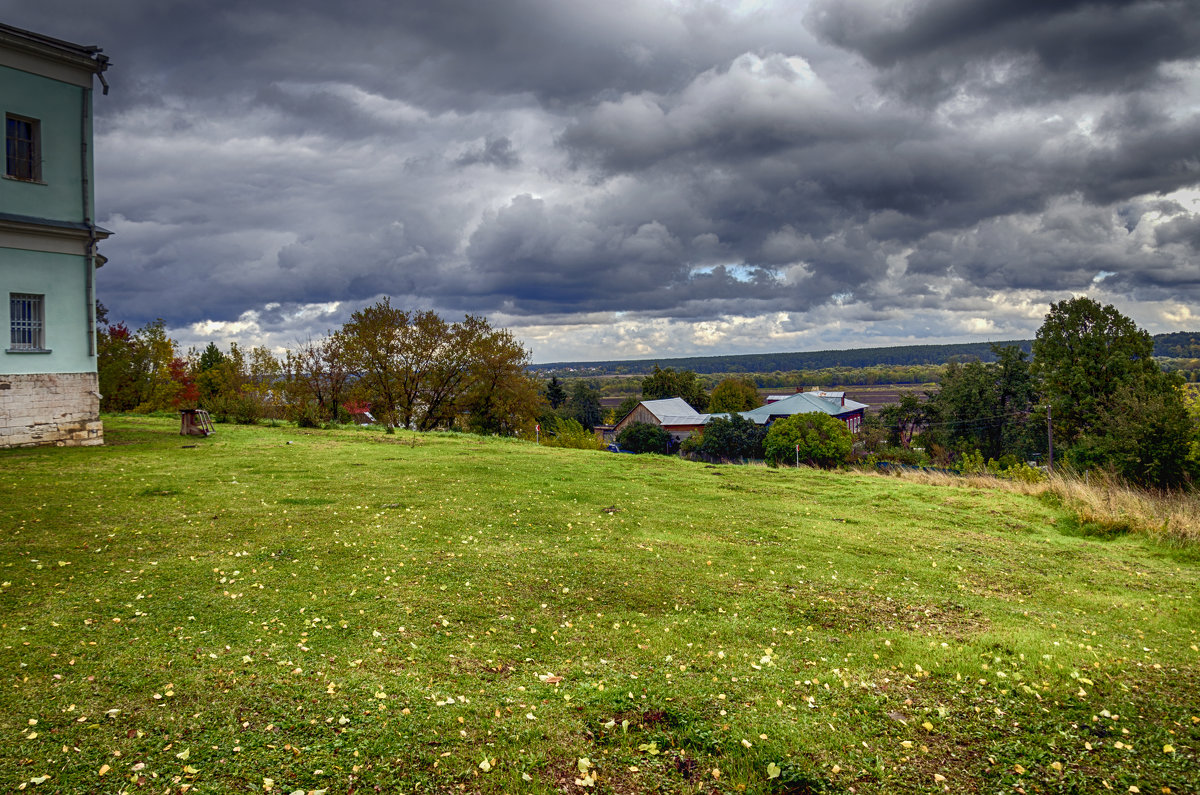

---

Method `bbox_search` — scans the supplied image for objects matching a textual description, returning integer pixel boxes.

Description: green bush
[764,413,852,468]
[542,416,605,450]
[956,450,997,476]
[698,414,766,461]
[1000,461,1046,484]
[291,401,322,429]
[617,421,672,454]
[870,445,928,467]
[231,396,262,425]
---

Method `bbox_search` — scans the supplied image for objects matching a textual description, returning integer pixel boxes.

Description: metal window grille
[5,116,39,181]
[10,293,44,350]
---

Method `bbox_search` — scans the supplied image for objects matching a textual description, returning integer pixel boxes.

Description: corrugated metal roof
[640,398,703,423]
[658,415,707,426]
[733,391,861,425]
[804,390,869,412]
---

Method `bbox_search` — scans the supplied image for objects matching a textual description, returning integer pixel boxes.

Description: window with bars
[9,293,46,351]
[5,115,41,182]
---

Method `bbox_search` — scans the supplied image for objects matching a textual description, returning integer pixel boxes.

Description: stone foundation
[0,372,103,449]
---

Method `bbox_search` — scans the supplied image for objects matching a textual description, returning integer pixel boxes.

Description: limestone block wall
[0,372,103,448]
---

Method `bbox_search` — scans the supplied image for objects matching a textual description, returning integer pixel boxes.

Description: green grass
[1,416,1197,794]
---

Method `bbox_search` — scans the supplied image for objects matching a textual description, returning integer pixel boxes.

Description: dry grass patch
[1047,472,1200,545]
[868,464,1200,547]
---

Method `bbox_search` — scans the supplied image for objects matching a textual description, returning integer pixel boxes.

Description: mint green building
[1,23,111,448]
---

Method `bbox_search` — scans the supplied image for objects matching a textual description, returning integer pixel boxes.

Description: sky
[7,0,1200,362]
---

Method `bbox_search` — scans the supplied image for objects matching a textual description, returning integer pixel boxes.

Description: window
[5,115,41,182]
[9,293,45,351]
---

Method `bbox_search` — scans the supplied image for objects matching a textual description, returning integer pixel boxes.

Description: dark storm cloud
[16,0,806,111]
[3,0,1198,357]
[806,0,1200,104]
[455,137,520,169]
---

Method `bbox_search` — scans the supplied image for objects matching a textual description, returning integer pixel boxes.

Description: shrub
[1000,461,1046,484]
[699,414,766,461]
[871,445,928,467]
[617,422,672,454]
[291,401,322,429]
[542,417,605,450]
[764,413,852,468]
[231,396,262,425]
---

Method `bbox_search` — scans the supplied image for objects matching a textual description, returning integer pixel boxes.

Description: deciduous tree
[1032,297,1159,446]
[925,345,1036,461]
[1077,378,1198,488]
[707,377,763,413]
[283,334,351,422]
[464,327,543,435]
[617,421,671,454]
[334,298,410,428]
[641,365,707,411]
[697,414,766,461]
[764,413,852,468]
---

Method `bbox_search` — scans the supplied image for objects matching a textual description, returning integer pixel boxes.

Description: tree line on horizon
[531,332,1200,382]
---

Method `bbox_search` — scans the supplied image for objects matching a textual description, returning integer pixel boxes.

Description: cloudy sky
[9,0,1200,361]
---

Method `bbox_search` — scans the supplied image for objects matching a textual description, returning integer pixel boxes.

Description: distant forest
[531,332,1200,377]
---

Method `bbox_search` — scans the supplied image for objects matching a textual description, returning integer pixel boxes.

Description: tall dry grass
[867,465,1200,546]
[1046,472,1200,545]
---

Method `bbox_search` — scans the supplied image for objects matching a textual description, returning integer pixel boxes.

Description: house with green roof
[611,390,867,446]
[717,390,867,434]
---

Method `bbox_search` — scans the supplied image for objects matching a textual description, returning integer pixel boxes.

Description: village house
[718,390,867,433]
[1,23,110,448]
[610,397,709,444]
[609,390,868,444]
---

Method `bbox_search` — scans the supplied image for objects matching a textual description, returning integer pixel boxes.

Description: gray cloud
[456,137,520,169]
[3,0,1197,359]
[806,0,1200,104]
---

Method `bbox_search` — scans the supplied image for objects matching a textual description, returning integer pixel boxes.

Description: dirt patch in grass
[540,756,650,794]
[778,585,989,640]
[448,658,516,679]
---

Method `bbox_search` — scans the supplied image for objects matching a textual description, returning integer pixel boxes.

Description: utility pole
[1046,405,1054,472]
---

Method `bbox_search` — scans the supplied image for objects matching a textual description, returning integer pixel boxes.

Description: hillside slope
[0,418,1196,793]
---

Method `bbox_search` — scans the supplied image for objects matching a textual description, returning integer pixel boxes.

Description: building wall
[0,63,92,223]
[1,249,94,375]
[0,371,102,447]
[613,404,660,436]
[662,423,705,442]
[0,28,104,450]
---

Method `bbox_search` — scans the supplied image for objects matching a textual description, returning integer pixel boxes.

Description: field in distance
[1,416,1196,793]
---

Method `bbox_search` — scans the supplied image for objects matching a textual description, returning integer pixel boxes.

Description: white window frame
[9,293,47,352]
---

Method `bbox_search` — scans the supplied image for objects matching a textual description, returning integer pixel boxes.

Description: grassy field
[1,416,1197,794]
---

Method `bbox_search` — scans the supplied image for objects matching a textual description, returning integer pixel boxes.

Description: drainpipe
[80,48,108,357]
[81,84,96,356]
